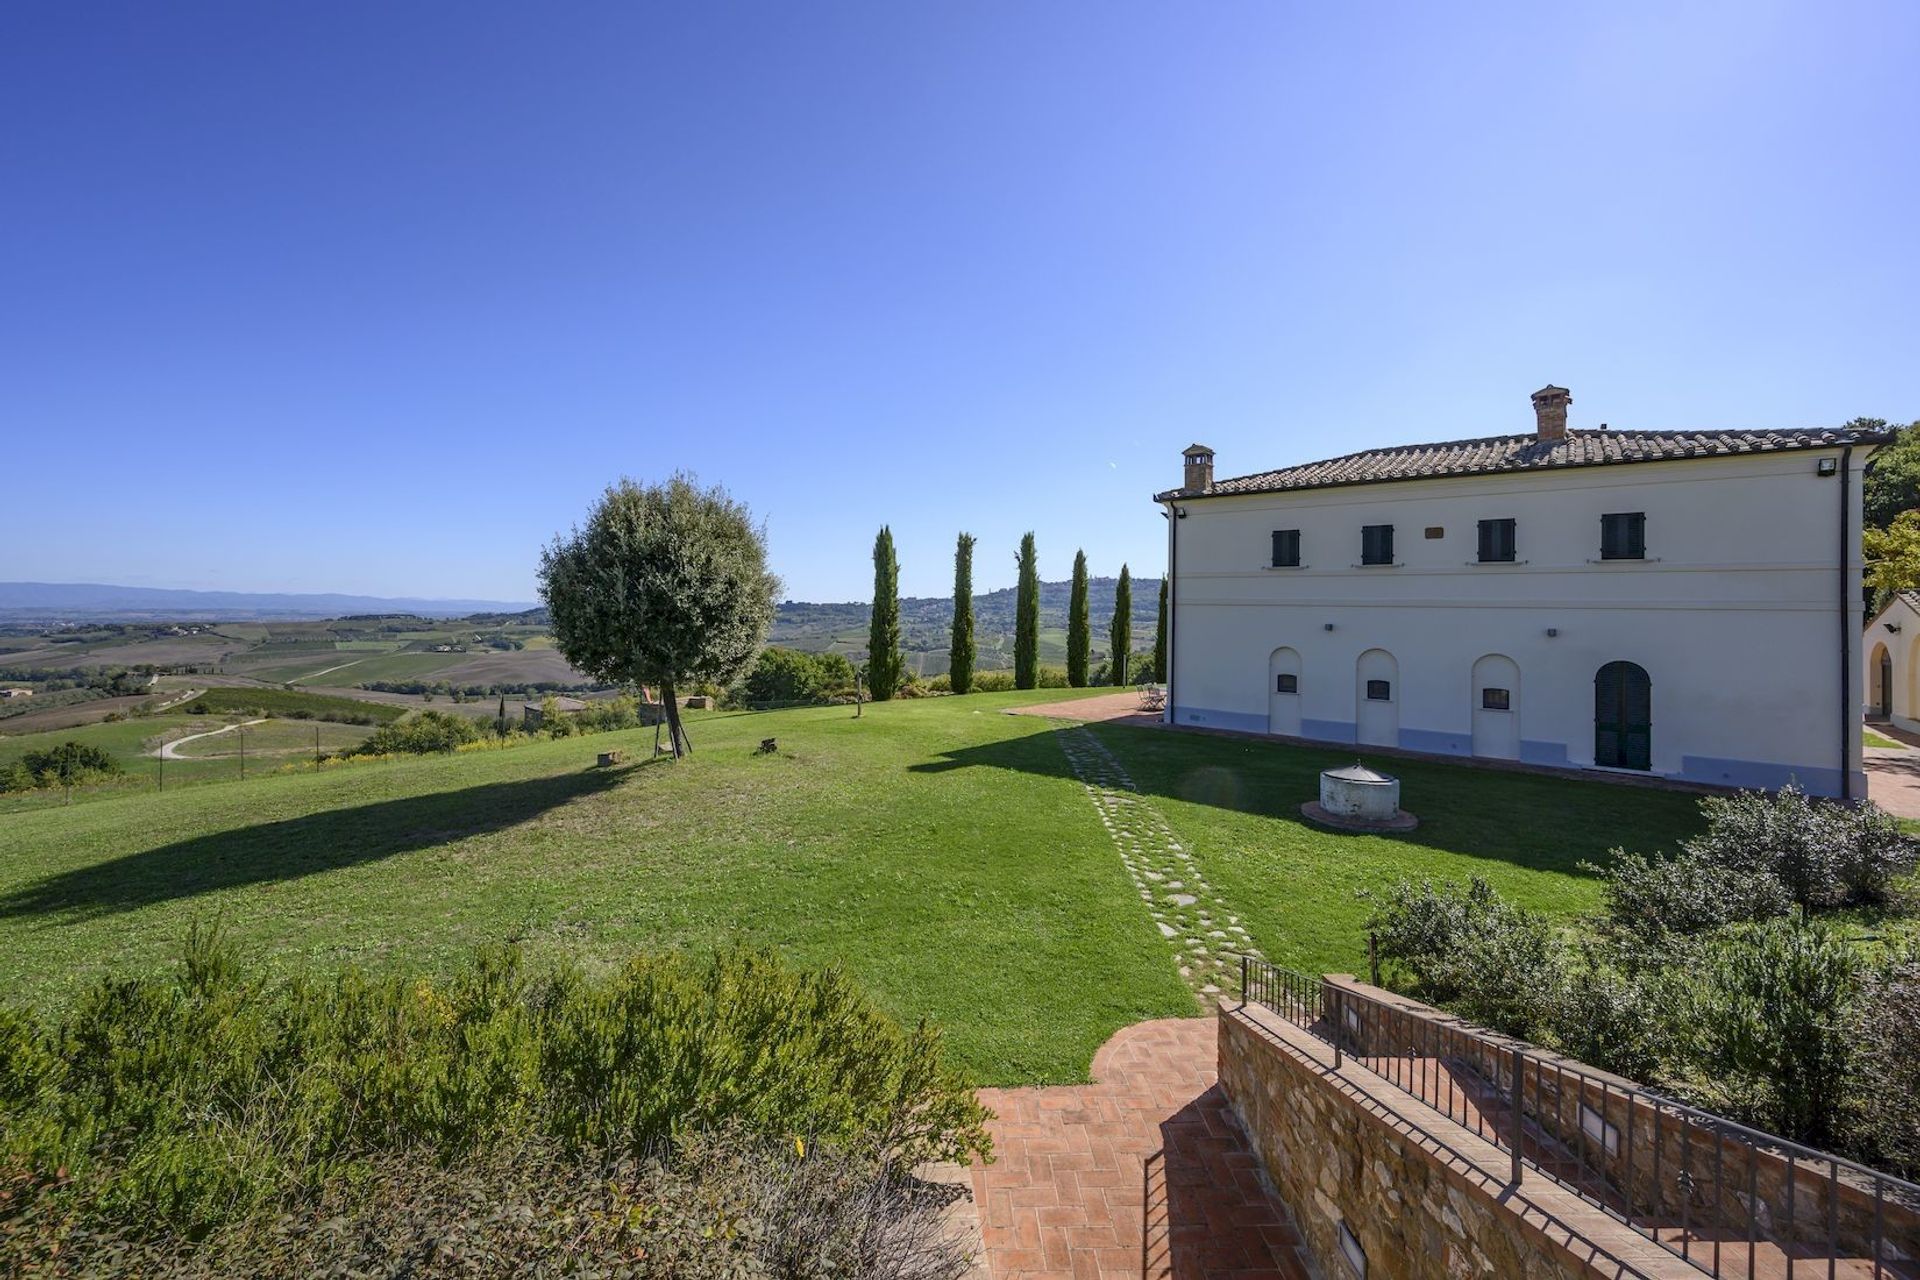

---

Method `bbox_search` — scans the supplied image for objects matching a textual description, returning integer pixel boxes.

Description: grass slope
[0,692,1703,1085]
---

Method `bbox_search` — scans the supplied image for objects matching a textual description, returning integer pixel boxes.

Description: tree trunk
[660,681,692,758]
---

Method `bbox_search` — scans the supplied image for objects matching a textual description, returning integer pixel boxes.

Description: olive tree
[539,475,779,758]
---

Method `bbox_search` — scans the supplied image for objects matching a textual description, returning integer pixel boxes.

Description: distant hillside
[0,583,538,621]
[772,576,1160,675]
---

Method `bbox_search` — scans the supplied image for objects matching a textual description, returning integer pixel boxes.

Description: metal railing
[1237,955,1920,1279]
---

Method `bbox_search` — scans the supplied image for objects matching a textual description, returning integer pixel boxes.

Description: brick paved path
[971,1017,1314,1280]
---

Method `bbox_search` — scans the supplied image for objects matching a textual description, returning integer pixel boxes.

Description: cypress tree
[1066,549,1091,687]
[1013,532,1040,689]
[867,526,903,700]
[1153,575,1168,683]
[1109,564,1133,686]
[949,532,976,694]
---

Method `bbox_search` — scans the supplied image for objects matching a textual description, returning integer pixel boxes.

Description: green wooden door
[1595,661,1651,770]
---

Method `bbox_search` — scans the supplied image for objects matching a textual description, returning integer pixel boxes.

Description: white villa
[1155,386,1891,799]
[1865,591,1920,735]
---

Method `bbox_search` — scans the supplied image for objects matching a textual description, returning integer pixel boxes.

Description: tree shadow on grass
[910,720,1702,879]
[0,765,640,922]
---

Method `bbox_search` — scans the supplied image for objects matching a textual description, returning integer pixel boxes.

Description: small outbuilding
[1864,591,1920,733]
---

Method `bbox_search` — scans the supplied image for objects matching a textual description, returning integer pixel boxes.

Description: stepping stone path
[1054,725,1262,998]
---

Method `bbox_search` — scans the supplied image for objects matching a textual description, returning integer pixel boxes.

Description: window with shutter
[1271,529,1300,568]
[1477,518,1516,563]
[1600,513,1646,560]
[1361,524,1394,565]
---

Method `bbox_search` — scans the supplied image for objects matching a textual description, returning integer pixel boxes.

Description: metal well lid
[1321,762,1396,784]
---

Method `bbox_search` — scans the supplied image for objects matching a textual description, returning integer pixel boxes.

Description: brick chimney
[1530,385,1571,440]
[1182,443,1214,491]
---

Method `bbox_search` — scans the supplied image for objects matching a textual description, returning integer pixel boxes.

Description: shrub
[743,648,855,706]
[927,673,952,693]
[1687,918,1862,1148]
[1594,787,1918,938]
[6,1129,973,1278]
[354,710,484,755]
[0,934,989,1243]
[10,741,121,790]
[1850,946,1920,1177]
[970,671,1015,693]
[1362,876,1564,1041]
[1591,847,1795,945]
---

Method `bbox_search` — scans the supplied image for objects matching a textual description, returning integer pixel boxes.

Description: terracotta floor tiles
[971,1017,1314,1280]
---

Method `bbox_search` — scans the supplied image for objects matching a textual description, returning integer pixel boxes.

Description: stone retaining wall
[1218,1003,1674,1279]
[1321,976,1920,1272]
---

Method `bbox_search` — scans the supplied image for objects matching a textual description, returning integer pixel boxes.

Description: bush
[1591,848,1795,945]
[3,741,122,791]
[6,1129,973,1278]
[0,933,989,1248]
[1687,918,1862,1148]
[1850,947,1920,1177]
[1362,876,1564,1041]
[353,709,484,755]
[970,671,1015,693]
[743,648,855,706]
[927,674,952,693]
[1594,787,1917,940]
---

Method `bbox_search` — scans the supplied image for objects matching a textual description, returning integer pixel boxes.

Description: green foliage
[1865,508,1920,607]
[176,686,400,724]
[1013,533,1039,690]
[1362,875,1563,1041]
[1107,565,1132,687]
[0,933,991,1244]
[1688,919,1862,1148]
[540,474,779,757]
[2,741,122,792]
[1851,947,1920,1176]
[354,710,485,755]
[4,1129,974,1278]
[1862,419,1920,531]
[1153,575,1167,683]
[743,647,855,706]
[866,527,904,702]
[948,533,976,695]
[968,670,1015,693]
[1065,551,1090,688]
[1593,787,1917,937]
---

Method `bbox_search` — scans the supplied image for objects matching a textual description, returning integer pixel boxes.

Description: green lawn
[0,691,1703,1085]
[1864,728,1905,750]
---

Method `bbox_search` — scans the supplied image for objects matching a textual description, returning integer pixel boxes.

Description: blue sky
[4,2,1915,604]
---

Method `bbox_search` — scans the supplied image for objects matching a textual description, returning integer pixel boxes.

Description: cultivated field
[0,691,1702,1085]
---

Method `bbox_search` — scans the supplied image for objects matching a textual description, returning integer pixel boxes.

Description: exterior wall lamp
[1888,622,1903,634]
[1546,628,1559,637]
[1323,623,1335,631]
[1818,457,1839,476]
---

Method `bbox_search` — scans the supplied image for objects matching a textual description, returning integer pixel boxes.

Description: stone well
[1302,762,1418,832]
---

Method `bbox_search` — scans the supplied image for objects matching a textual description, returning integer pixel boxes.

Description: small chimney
[1531,385,1572,440]
[1182,443,1215,491]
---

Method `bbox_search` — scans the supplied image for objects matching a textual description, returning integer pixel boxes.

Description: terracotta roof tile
[1154,427,1890,502]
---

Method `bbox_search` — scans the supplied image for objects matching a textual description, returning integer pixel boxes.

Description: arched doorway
[1594,661,1651,771]
[1471,654,1520,760]
[1355,649,1398,748]
[1268,647,1301,736]
[1870,642,1892,719]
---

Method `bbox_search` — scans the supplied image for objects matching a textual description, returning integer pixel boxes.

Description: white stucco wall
[1165,450,1868,797]
[1864,595,1920,735]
